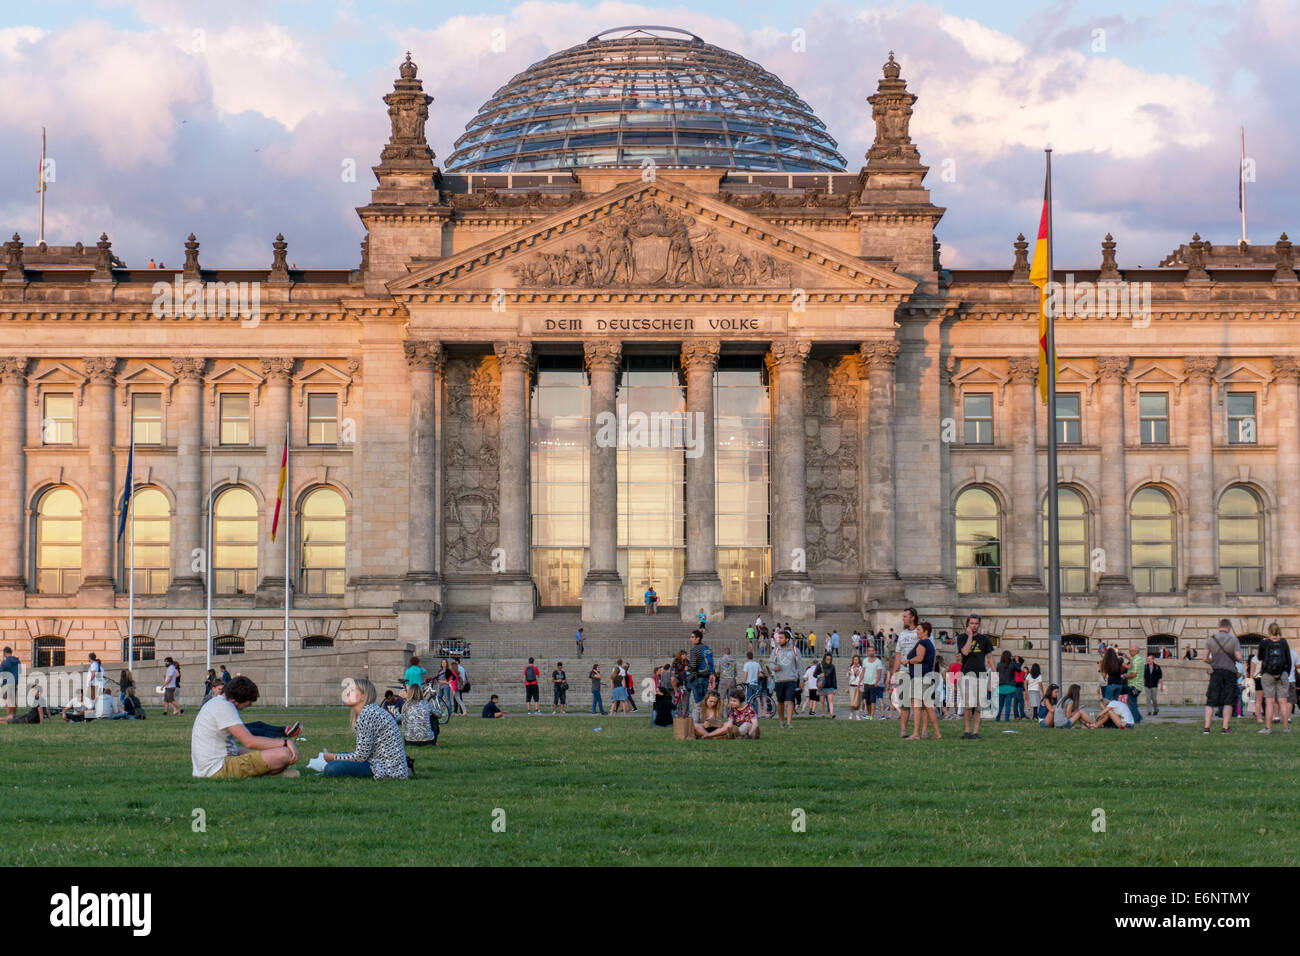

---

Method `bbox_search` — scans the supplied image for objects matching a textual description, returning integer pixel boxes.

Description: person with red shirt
[523,657,541,715]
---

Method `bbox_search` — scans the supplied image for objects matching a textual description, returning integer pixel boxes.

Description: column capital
[1272,356,1300,385]
[680,337,721,369]
[1095,355,1129,382]
[1007,356,1038,384]
[1182,355,1218,383]
[260,357,295,383]
[171,357,205,382]
[82,357,117,384]
[493,339,534,370]
[769,338,811,370]
[0,356,27,384]
[859,338,900,373]
[404,339,445,371]
[583,338,622,374]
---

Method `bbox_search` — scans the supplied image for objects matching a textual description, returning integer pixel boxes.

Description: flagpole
[1044,148,1063,689]
[205,412,213,675]
[284,421,291,707]
[1239,127,1247,246]
[128,432,135,666]
[38,127,46,245]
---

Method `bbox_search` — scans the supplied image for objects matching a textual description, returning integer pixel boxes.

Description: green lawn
[2,709,1295,866]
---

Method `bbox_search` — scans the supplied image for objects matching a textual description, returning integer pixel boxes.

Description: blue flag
[116,435,134,543]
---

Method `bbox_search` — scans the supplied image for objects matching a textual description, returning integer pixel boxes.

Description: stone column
[257,357,294,602]
[768,339,815,620]
[491,340,535,621]
[1095,356,1136,601]
[0,357,27,605]
[679,338,724,622]
[1183,356,1223,603]
[581,339,624,622]
[1006,356,1046,602]
[1273,357,1300,602]
[402,340,443,598]
[78,357,117,605]
[167,358,205,606]
[861,339,905,602]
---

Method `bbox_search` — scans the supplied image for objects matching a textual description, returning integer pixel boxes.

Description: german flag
[1028,168,1057,404]
[270,430,288,541]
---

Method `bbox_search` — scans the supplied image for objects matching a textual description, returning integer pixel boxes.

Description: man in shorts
[861,644,883,719]
[769,629,802,729]
[1203,619,1243,734]
[957,613,994,740]
[891,608,919,739]
[191,676,298,778]
[523,657,540,714]
[1256,624,1292,734]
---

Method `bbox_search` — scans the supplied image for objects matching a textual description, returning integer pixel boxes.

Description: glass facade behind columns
[530,357,590,606]
[715,356,770,605]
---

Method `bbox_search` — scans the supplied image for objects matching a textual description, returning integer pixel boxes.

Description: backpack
[1263,639,1290,677]
[702,646,715,675]
[460,670,471,693]
[524,665,537,684]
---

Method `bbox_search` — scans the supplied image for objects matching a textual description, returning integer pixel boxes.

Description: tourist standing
[717,647,737,699]
[906,622,941,740]
[687,629,711,707]
[644,585,658,615]
[1256,623,1292,734]
[86,653,105,701]
[589,663,607,715]
[624,663,638,712]
[1124,644,1145,725]
[819,653,838,717]
[958,614,993,739]
[1143,655,1164,716]
[742,651,761,705]
[552,662,568,715]
[523,657,541,715]
[861,646,883,720]
[847,654,865,719]
[995,651,1017,721]
[575,627,585,658]
[892,608,920,739]
[769,629,801,729]
[1203,619,1242,734]
[1025,664,1044,720]
[610,660,630,713]
[0,647,20,717]
[162,657,183,716]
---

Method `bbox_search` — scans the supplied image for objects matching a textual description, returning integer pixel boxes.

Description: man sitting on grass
[191,676,299,779]
[62,691,91,723]
[481,694,505,718]
[1094,695,1136,730]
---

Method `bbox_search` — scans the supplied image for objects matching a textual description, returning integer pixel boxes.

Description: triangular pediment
[389,178,916,300]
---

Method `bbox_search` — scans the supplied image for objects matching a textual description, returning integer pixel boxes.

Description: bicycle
[391,678,453,725]
[746,683,776,719]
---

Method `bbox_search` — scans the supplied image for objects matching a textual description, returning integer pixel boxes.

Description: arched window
[1043,487,1089,593]
[300,487,346,596]
[34,635,65,668]
[122,487,170,595]
[1146,634,1177,658]
[36,487,82,594]
[122,636,156,662]
[1062,634,1089,653]
[214,488,258,595]
[1131,488,1176,593]
[955,487,1001,594]
[302,635,334,649]
[212,635,245,656]
[1218,486,1264,594]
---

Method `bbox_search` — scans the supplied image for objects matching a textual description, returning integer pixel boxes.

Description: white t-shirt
[1104,698,1134,727]
[895,628,918,669]
[743,660,761,685]
[164,664,179,690]
[862,658,884,686]
[65,695,88,714]
[1025,674,1044,695]
[87,661,104,687]
[191,696,244,777]
[847,664,864,687]
[803,664,819,689]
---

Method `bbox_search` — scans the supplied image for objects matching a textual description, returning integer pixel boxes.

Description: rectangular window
[1139,393,1169,445]
[42,393,74,445]
[131,393,163,445]
[1056,393,1082,444]
[1227,392,1257,444]
[219,394,251,445]
[307,393,338,445]
[963,393,994,444]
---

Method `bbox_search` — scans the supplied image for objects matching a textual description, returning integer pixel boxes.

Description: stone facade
[2,52,1299,676]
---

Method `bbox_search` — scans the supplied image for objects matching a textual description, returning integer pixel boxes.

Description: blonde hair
[349,677,377,728]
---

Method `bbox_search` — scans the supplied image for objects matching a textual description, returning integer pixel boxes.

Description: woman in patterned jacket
[322,678,410,779]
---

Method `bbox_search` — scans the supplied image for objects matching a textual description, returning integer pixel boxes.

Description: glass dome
[445,26,846,173]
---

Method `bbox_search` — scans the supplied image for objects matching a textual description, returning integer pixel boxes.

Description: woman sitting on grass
[692,690,730,739]
[1037,684,1060,726]
[1053,684,1098,729]
[398,683,437,748]
[719,688,759,739]
[322,678,410,779]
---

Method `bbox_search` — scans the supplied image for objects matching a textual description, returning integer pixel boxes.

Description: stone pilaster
[1095,357,1136,601]
[861,339,905,602]
[1006,356,1046,603]
[257,357,294,602]
[1271,357,1300,601]
[581,339,624,622]
[679,338,724,622]
[166,358,206,606]
[0,357,27,604]
[769,339,815,620]
[78,357,117,604]
[1183,356,1223,603]
[402,340,443,588]
[491,340,535,621]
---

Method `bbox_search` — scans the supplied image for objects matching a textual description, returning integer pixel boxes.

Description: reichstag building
[4,26,1298,670]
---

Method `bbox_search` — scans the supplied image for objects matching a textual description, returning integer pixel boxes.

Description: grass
[2,707,1296,866]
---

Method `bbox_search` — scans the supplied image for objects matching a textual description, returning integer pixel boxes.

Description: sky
[0,0,1296,269]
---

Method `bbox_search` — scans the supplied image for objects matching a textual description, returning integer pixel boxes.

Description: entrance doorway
[717,547,769,605]
[620,548,685,607]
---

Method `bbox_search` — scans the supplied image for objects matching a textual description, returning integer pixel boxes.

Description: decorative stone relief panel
[442,353,501,572]
[804,353,861,571]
